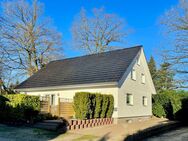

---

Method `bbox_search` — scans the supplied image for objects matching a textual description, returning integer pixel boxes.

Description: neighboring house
[15,45,156,123]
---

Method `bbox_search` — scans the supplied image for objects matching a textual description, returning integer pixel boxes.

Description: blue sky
[40,0,178,62]
[3,0,178,63]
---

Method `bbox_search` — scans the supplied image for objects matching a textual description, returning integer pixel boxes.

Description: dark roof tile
[16,46,142,89]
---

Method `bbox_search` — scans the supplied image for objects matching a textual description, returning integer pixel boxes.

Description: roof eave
[15,81,118,92]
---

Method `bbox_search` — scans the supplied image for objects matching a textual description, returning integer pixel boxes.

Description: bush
[94,94,103,118]
[73,92,114,119]
[152,102,166,118]
[0,94,40,123]
[101,95,109,118]
[4,94,40,111]
[152,90,188,120]
[73,92,91,119]
[106,95,114,118]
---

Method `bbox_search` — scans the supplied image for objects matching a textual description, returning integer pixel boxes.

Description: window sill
[127,104,134,106]
[131,78,136,81]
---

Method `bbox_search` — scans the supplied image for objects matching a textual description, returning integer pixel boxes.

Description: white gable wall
[117,48,156,118]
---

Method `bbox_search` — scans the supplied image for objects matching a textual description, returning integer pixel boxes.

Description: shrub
[73,92,114,119]
[152,93,173,119]
[73,92,91,119]
[94,94,103,118]
[101,95,109,118]
[0,94,40,123]
[152,102,166,118]
[4,94,40,111]
[152,90,188,120]
[106,95,114,118]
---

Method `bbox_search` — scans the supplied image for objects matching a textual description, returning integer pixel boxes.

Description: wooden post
[48,96,50,113]
[58,97,60,117]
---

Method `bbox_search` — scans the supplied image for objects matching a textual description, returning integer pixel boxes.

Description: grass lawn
[0,124,59,141]
[0,124,98,141]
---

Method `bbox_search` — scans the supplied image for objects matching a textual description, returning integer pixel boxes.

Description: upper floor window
[143,96,148,106]
[137,57,141,65]
[141,73,146,84]
[131,69,136,80]
[126,93,133,105]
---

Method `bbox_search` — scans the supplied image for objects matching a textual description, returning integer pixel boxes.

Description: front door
[50,94,58,116]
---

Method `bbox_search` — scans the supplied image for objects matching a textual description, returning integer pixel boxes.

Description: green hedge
[0,94,40,122]
[152,90,188,120]
[73,92,114,119]
[4,94,40,111]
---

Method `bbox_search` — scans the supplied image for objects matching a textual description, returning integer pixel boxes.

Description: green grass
[72,135,98,141]
[0,124,59,141]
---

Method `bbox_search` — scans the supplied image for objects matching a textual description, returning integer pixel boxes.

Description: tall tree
[148,56,157,80]
[157,62,175,93]
[0,0,63,76]
[148,56,158,91]
[71,8,129,54]
[161,0,188,88]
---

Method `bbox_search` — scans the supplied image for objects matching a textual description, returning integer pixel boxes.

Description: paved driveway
[146,127,188,141]
[52,117,168,141]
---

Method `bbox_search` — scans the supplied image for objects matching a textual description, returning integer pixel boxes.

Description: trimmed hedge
[73,92,114,119]
[107,95,114,118]
[94,94,103,118]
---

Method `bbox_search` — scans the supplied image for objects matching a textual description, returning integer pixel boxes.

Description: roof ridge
[51,45,143,63]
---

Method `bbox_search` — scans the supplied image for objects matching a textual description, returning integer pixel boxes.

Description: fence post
[58,97,60,117]
[48,96,50,113]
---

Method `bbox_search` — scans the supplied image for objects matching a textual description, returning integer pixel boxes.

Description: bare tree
[161,0,188,88]
[71,8,129,54]
[0,0,63,76]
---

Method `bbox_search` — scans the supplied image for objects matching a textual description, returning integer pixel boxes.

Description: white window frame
[143,96,148,106]
[141,73,146,84]
[50,94,56,105]
[137,57,141,66]
[126,93,133,105]
[131,69,136,80]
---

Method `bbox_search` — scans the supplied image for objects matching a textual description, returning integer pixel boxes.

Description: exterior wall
[25,86,119,118]
[117,48,155,118]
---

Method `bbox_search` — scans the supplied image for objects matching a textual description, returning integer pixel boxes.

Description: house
[15,45,156,123]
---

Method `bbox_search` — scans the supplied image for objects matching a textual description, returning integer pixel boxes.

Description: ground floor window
[143,96,148,106]
[126,93,133,105]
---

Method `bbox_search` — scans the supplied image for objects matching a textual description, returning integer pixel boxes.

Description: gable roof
[16,46,142,90]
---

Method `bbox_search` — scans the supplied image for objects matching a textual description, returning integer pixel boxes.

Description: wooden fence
[40,96,74,118]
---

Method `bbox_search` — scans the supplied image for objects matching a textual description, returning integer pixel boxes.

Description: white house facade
[15,46,156,123]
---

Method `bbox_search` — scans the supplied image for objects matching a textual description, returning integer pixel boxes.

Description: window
[141,73,146,84]
[131,69,136,80]
[137,57,141,65]
[126,94,133,105]
[143,96,148,106]
[51,95,55,105]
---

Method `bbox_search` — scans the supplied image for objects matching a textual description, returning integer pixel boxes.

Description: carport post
[48,96,50,113]
[58,97,60,117]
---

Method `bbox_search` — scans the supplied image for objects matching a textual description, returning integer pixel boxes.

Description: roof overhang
[15,82,118,92]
